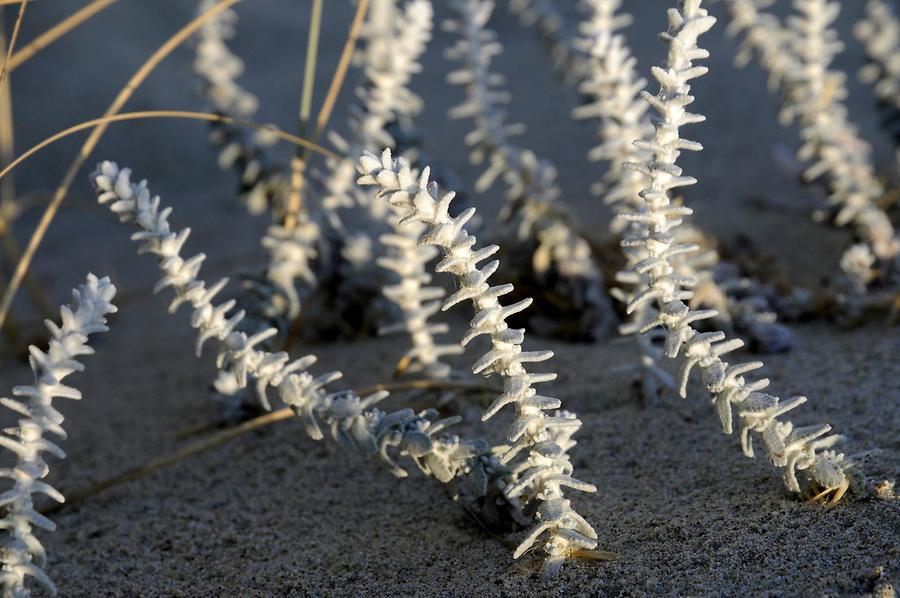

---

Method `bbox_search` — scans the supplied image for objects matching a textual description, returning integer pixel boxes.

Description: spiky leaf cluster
[727,0,899,297]
[91,160,509,507]
[193,0,285,216]
[621,0,851,499]
[0,275,117,598]
[358,149,598,577]
[507,0,576,77]
[855,0,900,148]
[445,0,615,341]
[377,225,464,378]
[725,0,798,92]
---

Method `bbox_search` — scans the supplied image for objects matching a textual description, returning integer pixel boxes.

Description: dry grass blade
[0,69,14,204]
[283,0,369,230]
[312,0,369,141]
[42,379,501,514]
[7,0,118,72]
[0,109,339,182]
[284,158,309,230]
[0,0,27,88]
[299,0,324,136]
[0,11,16,202]
[280,0,370,342]
[0,2,54,321]
[0,0,245,330]
[284,0,324,230]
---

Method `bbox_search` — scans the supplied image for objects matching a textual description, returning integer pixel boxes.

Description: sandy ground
[0,0,898,596]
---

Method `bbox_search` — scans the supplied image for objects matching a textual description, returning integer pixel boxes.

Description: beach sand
[0,0,897,595]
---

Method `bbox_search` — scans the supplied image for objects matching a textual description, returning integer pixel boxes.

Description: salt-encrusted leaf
[358,148,598,577]
[0,274,117,597]
[444,0,616,341]
[726,0,899,305]
[92,160,514,575]
[617,0,853,501]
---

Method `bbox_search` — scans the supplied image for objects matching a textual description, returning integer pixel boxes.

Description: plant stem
[280,0,371,342]
[0,4,54,322]
[284,0,324,230]
[0,0,27,88]
[0,109,339,184]
[313,0,369,142]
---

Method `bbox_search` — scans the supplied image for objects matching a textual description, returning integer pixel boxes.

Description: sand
[0,0,897,595]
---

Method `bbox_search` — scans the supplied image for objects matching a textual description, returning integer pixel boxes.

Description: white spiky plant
[355,0,433,150]
[318,0,434,217]
[445,0,614,340]
[358,149,601,577]
[568,0,794,402]
[90,159,514,523]
[192,0,325,395]
[786,0,897,257]
[507,0,578,79]
[725,0,798,92]
[855,0,900,150]
[509,1,806,340]
[256,221,320,323]
[572,0,649,218]
[569,0,674,396]
[193,0,284,216]
[377,229,464,379]
[727,0,900,302]
[444,0,564,224]
[0,274,117,598]
[619,0,852,502]
[193,0,320,329]
[362,0,463,379]
[325,0,464,379]
[206,1,457,400]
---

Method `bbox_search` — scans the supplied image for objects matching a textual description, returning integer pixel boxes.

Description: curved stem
[0,11,55,321]
[0,109,338,183]
[0,0,28,88]
[284,0,324,230]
